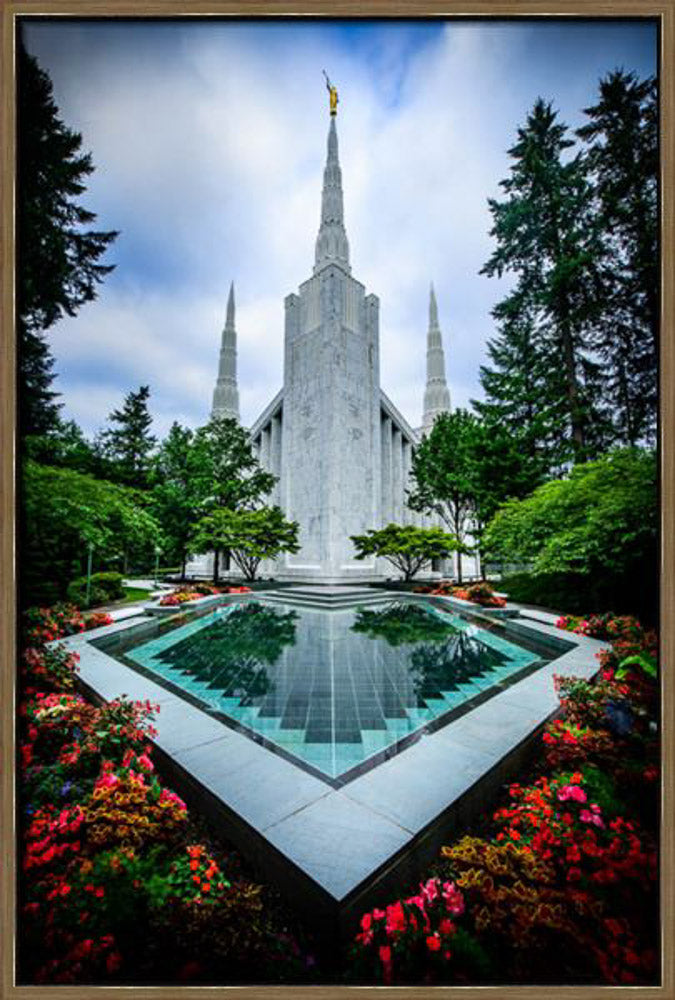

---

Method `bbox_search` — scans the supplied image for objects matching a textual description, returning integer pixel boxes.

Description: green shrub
[67,571,124,609]
[498,570,657,622]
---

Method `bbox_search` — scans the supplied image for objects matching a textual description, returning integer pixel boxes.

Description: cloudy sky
[21,17,656,439]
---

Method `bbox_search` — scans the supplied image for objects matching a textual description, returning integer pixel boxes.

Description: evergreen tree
[17,42,118,436]
[480,99,606,467]
[577,70,658,445]
[464,417,545,573]
[101,386,157,488]
[474,301,568,472]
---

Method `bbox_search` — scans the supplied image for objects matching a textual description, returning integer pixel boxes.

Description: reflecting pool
[118,599,549,783]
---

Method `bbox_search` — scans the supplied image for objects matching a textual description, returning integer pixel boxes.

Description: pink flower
[404,893,425,911]
[421,877,439,905]
[557,784,587,804]
[95,773,119,790]
[441,882,465,916]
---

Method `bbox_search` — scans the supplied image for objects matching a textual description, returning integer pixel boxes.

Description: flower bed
[349,611,659,985]
[17,604,312,985]
[414,581,506,608]
[18,600,659,985]
[158,584,251,607]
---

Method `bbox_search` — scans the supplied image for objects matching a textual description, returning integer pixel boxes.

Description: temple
[188,99,479,583]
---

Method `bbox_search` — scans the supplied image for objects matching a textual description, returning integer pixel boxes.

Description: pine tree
[480,99,606,467]
[474,297,569,473]
[17,41,118,436]
[577,70,658,445]
[101,386,157,488]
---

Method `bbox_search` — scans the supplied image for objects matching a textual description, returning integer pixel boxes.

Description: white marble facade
[187,111,480,583]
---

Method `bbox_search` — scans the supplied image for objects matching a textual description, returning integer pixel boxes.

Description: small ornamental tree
[351,525,468,582]
[191,507,300,582]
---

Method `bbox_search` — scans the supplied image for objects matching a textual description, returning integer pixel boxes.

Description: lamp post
[85,541,94,607]
[154,545,161,588]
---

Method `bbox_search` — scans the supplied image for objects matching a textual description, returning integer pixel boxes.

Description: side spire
[211,281,240,422]
[422,283,451,434]
[314,112,351,275]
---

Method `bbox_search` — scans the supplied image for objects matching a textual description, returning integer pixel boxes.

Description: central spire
[422,283,451,434]
[211,281,240,422]
[314,115,351,275]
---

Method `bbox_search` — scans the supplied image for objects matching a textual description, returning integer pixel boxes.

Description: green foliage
[351,524,467,582]
[66,572,125,609]
[195,416,276,513]
[615,653,657,682]
[408,411,478,554]
[464,418,545,530]
[189,417,277,583]
[575,765,624,819]
[190,506,300,581]
[21,460,162,605]
[409,411,542,578]
[24,419,102,475]
[17,42,117,436]
[483,449,656,577]
[99,385,157,489]
[149,422,210,574]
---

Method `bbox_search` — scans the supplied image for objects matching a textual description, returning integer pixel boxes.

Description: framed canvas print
[1,2,673,996]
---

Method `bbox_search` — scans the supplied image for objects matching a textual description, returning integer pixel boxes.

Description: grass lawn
[118,586,153,604]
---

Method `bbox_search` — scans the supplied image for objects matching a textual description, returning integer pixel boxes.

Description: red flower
[426,934,442,952]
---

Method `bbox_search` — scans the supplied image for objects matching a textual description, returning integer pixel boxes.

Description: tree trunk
[181,552,187,581]
[559,317,585,458]
[453,507,463,585]
[213,546,220,586]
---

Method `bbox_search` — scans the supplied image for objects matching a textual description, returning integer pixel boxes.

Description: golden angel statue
[323,70,338,115]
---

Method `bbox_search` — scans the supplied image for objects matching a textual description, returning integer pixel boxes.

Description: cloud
[22,18,656,438]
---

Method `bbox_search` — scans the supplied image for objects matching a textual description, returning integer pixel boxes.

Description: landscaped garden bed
[157,582,252,607]
[17,603,659,985]
[347,612,659,985]
[414,580,507,608]
[17,604,317,985]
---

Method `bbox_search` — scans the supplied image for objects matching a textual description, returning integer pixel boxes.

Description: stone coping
[423,592,520,619]
[51,599,609,932]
